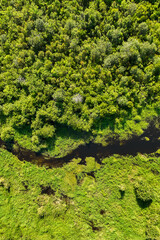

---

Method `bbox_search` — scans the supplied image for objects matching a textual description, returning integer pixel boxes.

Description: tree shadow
[136,197,152,209]
[119,190,125,199]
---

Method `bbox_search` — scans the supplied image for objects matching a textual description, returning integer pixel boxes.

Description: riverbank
[0,118,159,168]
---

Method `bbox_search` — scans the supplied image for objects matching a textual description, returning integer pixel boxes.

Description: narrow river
[1,122,160,168]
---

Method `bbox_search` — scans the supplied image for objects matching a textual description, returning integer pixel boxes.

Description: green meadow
[1,149,160,239]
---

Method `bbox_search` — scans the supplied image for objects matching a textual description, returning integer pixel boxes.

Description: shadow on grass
[119,190,125,199]
[136,197,152,209]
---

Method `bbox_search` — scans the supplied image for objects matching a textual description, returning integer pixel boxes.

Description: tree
[107,28,123,46]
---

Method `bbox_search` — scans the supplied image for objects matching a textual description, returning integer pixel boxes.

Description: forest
[0,0,160,154]
[0,0,160,239]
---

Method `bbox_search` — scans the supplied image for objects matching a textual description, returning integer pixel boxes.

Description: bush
[134,115,142,123]
[134,180,153,202]
[35,125,55,139]
[1,127,15,142]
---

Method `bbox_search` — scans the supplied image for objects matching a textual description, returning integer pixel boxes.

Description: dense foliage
[1,149,160,239]
[0,0,160,152]
[1,1,160,239]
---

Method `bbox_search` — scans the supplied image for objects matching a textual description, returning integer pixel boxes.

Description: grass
[1,148,160,239]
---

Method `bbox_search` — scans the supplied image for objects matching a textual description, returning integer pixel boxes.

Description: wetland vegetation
[0,0,160,239]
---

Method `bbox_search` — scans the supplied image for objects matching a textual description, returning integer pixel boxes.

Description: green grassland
[1,148,160,239]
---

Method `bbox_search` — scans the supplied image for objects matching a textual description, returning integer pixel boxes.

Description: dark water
[1,122,160,168]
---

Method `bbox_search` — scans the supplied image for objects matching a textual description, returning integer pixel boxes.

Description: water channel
[1,121,160,168]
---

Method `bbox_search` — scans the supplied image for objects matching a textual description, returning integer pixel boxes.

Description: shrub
[1,127,15,142]
[31,135,40,145]
[134,180,153,202]
[134,115,142,123]
[35,125,55,139]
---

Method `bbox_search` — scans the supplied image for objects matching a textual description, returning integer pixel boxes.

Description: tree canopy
[0,0,160,151]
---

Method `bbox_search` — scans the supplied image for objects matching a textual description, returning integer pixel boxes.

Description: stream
[1,121,160,168]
